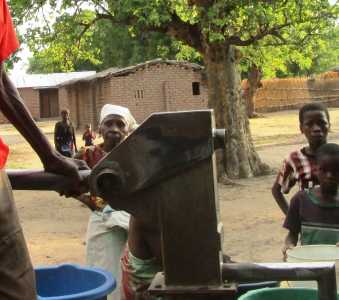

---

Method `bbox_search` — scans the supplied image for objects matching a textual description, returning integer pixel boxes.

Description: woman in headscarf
[76,104,137,300]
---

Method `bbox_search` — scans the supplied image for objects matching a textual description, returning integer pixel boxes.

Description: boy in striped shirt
[272,103,330,215]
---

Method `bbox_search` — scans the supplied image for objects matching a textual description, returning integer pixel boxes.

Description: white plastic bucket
[287,244,339,289]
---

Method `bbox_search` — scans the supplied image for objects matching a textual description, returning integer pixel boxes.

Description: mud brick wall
[67,63,208,130]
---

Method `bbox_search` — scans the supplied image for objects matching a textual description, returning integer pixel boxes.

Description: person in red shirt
[82,123,96,147]
[0,2,88,298]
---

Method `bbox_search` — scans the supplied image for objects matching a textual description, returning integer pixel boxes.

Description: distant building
[6,71,95,123]
[6,62,339,126]
[60,59,208,130]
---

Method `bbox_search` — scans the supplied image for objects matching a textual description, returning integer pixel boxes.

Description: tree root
[254,162,274,176]
[218,174,242,186]
[248,111,265,119]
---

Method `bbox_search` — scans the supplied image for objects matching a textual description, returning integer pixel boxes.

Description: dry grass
[4,121,101,169]
[4,107,339,169]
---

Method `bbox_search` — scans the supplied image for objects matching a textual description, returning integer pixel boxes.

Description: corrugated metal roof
[59,59,203,87]
[9,71,96,89]
[60,67,120,87]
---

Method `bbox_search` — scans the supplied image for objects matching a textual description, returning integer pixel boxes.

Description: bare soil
[6,108,339,266]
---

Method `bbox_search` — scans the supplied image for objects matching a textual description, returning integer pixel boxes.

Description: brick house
[5,71,95,123]
[60,59,208,130]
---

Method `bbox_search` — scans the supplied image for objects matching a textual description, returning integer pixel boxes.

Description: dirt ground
[6,108,339,267]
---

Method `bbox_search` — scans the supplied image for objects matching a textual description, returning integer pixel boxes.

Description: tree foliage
[10,0,339,178]
[25,12,181,73]
[240,24,339,79]
[11,1,338,76]
[12,1,337,53]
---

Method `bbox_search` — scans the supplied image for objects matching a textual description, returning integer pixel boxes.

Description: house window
[135,89,144,99]
[192,82,200,96]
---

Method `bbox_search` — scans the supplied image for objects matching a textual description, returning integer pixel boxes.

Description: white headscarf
[99,104,137,132]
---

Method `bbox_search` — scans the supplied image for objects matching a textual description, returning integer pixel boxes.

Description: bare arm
[76,194,97,211]
[0,65,56,165]
[128,216,162,264]
[282,230,298,261]
[0,64,89,192]
[72,125,77,152]
[272,182,289,215]
[54,123,60,152]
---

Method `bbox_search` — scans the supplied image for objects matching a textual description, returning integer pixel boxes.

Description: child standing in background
[272,103,330,215]
[82,124,96,146]
[282,143,339,259]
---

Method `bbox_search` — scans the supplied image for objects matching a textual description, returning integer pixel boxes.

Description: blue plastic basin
[35,264,116,300]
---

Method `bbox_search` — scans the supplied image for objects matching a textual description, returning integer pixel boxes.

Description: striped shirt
[275,147,318,193]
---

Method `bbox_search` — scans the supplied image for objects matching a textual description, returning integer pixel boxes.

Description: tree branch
[155,13,203,52]
[228,11,337,47]
[187,0,214,7]
[262,31,324,48]
[88,12,204,53]
[228,22,292,46]
[71,14,111,64]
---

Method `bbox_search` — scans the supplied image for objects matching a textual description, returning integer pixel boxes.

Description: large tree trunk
[203,43,268,178]
[245,64,262,118]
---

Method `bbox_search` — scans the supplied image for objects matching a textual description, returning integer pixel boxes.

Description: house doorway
[40,89,59,118]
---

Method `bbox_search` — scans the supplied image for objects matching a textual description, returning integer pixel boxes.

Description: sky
[11,47,30,76]
[10,1,59,77]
